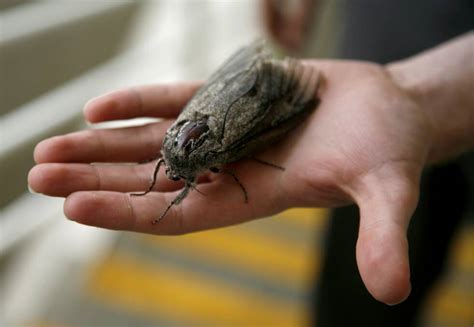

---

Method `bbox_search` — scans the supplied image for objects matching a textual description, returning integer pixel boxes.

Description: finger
[28,162,183,197]
[83,81,203,123]
[351,169,420,305]
[34,120,173,164]
[262,0,281,40]
[64,160,289,234]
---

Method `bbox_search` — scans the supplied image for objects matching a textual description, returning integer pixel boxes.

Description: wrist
[385,33,474,163]
[385,61,440,163]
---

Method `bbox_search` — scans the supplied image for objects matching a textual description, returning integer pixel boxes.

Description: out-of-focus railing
[1,0,262,324]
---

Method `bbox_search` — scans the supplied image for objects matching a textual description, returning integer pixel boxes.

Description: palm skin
[29,60,434,305]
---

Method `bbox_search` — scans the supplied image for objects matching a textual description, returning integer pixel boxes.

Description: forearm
[387,31,474,163]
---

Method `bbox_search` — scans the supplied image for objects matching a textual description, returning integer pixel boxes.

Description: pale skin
[28,32,474,305]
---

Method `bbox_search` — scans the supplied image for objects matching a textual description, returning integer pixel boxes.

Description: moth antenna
[131,158,165,196]
[138,157,157,164]
[153,202,174,224]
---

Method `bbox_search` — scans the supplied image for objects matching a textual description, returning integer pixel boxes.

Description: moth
[132,40,321,223]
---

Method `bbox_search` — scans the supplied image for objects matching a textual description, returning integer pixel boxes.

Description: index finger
[83,81,203,123]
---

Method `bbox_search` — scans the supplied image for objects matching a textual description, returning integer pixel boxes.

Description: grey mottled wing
[177,40,270,129]
[218,60,321,161]
[177,40,320,162]
[202,39,270,89]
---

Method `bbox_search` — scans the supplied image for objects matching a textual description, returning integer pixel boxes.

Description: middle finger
[34,120,173,164]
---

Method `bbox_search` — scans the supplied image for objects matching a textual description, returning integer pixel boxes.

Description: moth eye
[171,175,180,181]
[176,119,210,152]
[184,141,193,154]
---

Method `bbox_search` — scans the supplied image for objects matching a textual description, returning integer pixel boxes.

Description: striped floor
[30,208,473,326]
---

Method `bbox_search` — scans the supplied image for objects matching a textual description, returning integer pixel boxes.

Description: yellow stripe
[427,225,474,324]
[274,208,328,230]
[452,226,474,273]
[428,283,474,323]
[24,321,70,327]
[141,222,320,286]
[88,254,307,327]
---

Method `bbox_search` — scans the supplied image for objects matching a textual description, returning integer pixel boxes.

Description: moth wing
[191,40,270,99]
[220,59,321,159]
[208,39,270,83]
[177,39,270,125]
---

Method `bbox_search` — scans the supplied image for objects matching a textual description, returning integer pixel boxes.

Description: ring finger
[34,120,173,164]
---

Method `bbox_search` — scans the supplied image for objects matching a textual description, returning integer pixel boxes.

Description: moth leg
[131,158,165,196]
[251,157,285,171]
[153,183,192,224]
[210,167,248,203]
[190,184,206,196]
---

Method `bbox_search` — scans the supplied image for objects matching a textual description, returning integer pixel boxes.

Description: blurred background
[0,1,472,326]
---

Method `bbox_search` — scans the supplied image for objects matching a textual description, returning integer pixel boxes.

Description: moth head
[162,117,211,181]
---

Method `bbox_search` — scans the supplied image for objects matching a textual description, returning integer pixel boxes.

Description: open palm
[29,59,433,305]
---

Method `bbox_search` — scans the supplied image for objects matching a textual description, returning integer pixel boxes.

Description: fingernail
[83,98,95,117]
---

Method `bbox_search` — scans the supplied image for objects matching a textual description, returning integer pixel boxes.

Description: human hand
[28,60,432,305]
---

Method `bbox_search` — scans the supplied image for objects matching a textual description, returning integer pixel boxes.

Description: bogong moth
[132,40,321,223]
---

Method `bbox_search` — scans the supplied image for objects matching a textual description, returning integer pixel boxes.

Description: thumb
[352,169,420,305]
